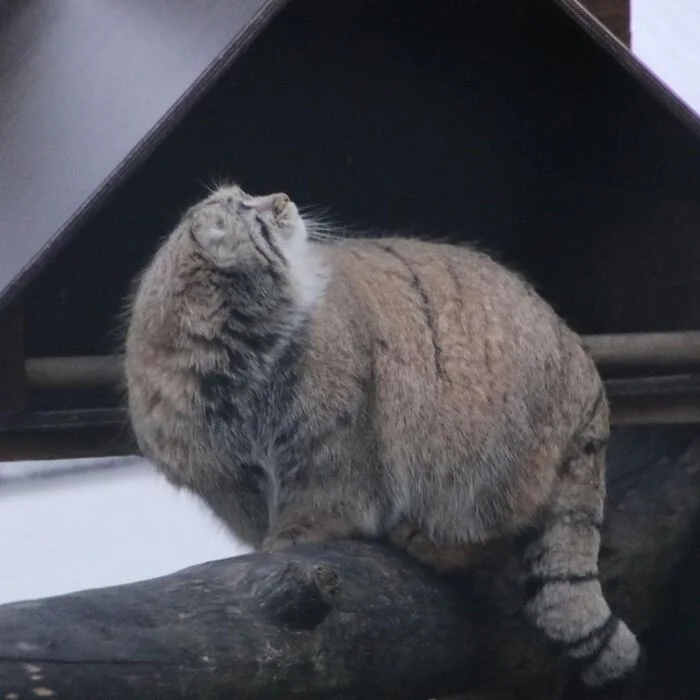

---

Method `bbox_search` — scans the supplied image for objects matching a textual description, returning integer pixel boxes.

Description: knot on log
[254,561,341,630]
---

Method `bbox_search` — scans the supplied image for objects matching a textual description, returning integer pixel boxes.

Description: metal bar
[25,355,124,390]
[583,331,700,369]
[610,396,700,426]
[604,374,700,398]
[22,332,700,391]
[0,408,127,433]
[0,427,137,462]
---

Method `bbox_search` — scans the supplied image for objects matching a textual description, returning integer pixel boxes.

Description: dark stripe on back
[376,243,445,378]
[581,386,606,433]
[445,258,465,308]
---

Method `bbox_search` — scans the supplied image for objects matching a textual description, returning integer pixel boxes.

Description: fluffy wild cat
[124,184,640,694]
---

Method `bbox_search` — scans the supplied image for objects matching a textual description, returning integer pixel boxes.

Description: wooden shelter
[1,1,700,698]
[2,0,700,458]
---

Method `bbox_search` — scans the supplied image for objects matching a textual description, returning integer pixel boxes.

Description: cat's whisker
[308,230,347,243]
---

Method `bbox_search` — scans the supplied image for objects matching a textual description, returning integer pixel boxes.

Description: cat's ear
[192,226,236,260]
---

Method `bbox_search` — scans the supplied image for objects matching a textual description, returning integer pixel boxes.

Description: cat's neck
[287,238,330,317]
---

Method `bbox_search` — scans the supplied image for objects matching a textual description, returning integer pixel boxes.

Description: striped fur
[124,184,640,692]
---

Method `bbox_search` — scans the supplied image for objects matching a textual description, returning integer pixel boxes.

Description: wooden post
[0,302,26,414]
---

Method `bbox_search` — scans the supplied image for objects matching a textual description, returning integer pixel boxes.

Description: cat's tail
[521,386,642,693]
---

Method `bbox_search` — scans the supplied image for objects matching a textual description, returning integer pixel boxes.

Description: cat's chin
[282,221,309,251]
[278,202,304,236]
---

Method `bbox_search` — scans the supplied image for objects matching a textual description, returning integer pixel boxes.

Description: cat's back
[313,236,594,460]
[317,235,571,382]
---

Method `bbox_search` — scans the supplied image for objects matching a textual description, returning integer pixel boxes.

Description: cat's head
[126,184,324,347]
[187,184,307,270]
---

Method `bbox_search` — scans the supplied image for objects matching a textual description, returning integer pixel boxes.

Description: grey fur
[124,184,640,691]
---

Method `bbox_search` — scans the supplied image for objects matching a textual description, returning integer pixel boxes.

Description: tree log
[1,427,699,699]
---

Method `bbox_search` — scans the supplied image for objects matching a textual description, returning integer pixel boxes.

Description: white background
[1,0,700,605]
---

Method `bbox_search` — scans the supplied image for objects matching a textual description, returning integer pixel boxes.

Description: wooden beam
[2,332,700,461]
[584,332,700,370]
[21,332,700,391]
[610,396,700,426]
[0,426,136,462]
[25,356,124,390]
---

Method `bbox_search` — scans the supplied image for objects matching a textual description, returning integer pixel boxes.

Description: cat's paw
[262,525,315,552]
[262,516,359,552]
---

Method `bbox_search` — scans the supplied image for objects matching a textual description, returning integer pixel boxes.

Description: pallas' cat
[124,184,640,694]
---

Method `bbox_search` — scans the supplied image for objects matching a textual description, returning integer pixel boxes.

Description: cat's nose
[272,193,290,215]
[248,193,290,214]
